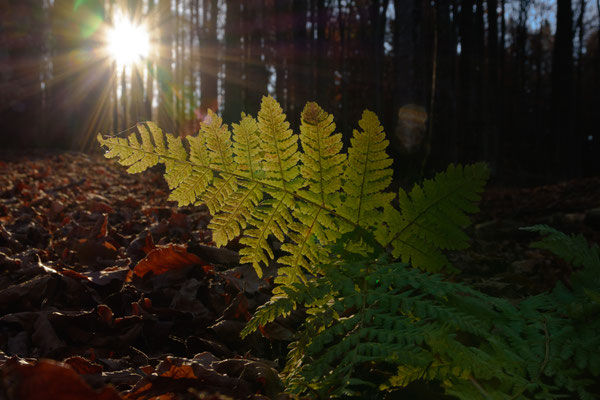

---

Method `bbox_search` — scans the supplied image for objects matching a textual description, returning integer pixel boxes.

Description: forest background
[1,0,599,184]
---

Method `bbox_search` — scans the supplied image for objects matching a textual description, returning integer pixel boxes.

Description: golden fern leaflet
[209,113,264,247]
[277,102,347,283]
[340,110,395,228]
[238,97,301,275]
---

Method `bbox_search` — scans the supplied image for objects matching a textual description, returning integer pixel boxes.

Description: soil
[0,150,598,399]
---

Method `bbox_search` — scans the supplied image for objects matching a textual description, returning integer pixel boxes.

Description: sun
[105,13,150,68]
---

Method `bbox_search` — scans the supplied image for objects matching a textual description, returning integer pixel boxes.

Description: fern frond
[378,163,489,272]
[236,97,303,275]
[286,247,527,397]
[201,109,235,172]
[521,224,600,270]
[162,133,192,189]
[231,113,263,180]
[208,114,265,247]
[256,96,301,190]
[240,294,296,338]
[97,122,161,174]
[298,102,346,207]
[277,103,348,283]
[340,110,395,228]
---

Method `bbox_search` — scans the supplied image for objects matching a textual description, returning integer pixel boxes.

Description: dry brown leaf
[126,244,203,281]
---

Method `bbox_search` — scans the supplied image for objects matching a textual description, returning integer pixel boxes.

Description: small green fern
[255,226,599,399]
[251,228,529,398]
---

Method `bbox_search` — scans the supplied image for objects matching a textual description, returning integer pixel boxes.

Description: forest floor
[0,150,598,400]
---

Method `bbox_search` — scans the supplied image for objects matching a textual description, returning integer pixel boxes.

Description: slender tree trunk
[315,0,328,107]
[371,0,390,116]
[473,0,485,159]
[551,0,575,177]
[188,0,198,125]
[487,0,499,167]
[174,0,181,132]
[428,0,457,167]
[421,0,438,173]
[243,0,268,115]
[145,0,156,120]
[458,0,475,162]
[337,0,349,146]
[499,0,506,166]
[1,0,45,147]
[158,0,175,132]
[223,0,242,122]
[291,0,309,116]
[199,0,219,114]
[129,1,145,124]
[574,0,585,169]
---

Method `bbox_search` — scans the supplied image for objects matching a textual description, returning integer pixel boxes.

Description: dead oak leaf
[126,244,204,282]
[0,358,123,400]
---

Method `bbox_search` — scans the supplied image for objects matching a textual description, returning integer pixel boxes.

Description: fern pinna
[98,96,488,281]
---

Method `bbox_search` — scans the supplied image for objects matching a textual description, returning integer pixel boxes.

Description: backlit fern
[98,96,487,282]
[98,97,598,399]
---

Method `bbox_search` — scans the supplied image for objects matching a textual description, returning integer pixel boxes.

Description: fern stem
[290,208,322,278]
[508,318,551,400]
[468,376,491,399]
[244,134,256,181]
[539,318,550,376]
[354,126,372,226]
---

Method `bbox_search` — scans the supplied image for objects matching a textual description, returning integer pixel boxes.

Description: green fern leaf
[340,110,395,228]
[379,163,489,272]
[210,114,265,248]
[521,224,600,270]
[277,102,347,282]
[97,123,161,174]
[256,96,301,190]
[162,133,192,190]
[238,97,302,275]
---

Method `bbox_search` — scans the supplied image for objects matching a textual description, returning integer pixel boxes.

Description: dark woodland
[1,1,600,399]
[1,0,599,183]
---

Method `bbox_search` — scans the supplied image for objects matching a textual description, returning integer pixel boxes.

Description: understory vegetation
[98,97,599,399]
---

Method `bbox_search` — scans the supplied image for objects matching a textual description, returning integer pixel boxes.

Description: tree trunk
[199,0,219,115]
[1,0,45,148]
[487,0,499,168]
[370,0,390,116]
[223,0,242,122]
[128,1,146,124]
[158,0,175,133]
[291,0,309,117]
[458,0,475,162]
[145,0,156,120]
[551,0,575,177]
[243,0,269,115]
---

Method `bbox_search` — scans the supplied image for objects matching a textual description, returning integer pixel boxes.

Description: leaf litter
[0,150,598,399]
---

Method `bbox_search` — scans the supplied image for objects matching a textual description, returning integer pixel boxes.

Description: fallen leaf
[0,358,123,400]
[126,244,203,281]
